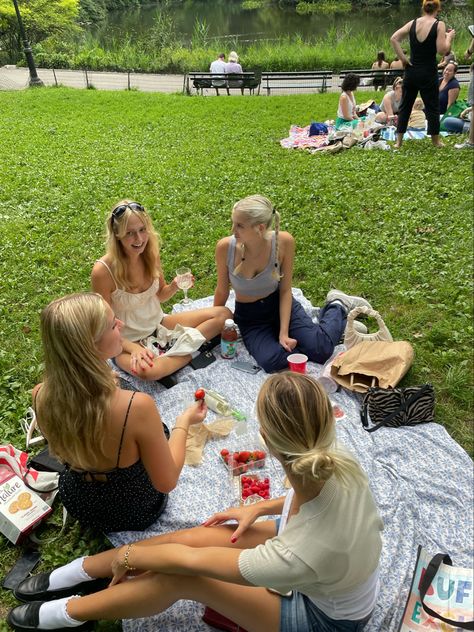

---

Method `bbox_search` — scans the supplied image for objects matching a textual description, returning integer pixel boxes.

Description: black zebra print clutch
[360,384,435,433]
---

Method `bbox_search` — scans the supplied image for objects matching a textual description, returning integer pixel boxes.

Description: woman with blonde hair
[9,373,383,632]
[91,200,231,381]
[390,0,456,148]
[375,76,403,124]
[32,292,207,533]
[214,194,371,372]
[225,51,243,73]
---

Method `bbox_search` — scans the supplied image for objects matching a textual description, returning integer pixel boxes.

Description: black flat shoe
[7,601,94,631]
[14,571,109,603]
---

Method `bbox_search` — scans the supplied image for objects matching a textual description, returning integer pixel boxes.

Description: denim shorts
[280,592,371,632]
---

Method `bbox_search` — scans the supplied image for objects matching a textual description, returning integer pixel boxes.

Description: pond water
[90,0,420,44]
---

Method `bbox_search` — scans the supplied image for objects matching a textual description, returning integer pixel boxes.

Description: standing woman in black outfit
[390,0,455,149]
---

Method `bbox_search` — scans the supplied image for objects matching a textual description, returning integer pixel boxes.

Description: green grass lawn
[0,87,472,617]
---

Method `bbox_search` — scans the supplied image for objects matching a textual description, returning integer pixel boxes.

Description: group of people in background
[336,0,473,149]
[210,51,243,75]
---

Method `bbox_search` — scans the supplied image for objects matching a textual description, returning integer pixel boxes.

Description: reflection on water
[89,0,419,44]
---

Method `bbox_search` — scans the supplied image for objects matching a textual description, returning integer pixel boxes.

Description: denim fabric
[442,116,470,134]
[280,591,372,632]
[234,290,346,373]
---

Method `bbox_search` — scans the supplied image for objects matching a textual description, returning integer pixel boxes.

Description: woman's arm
[436,22,455,57]
[390,22,412,66]
[277,232,296,352]
[156,253,179,303]
[112,543,250,587]
[339,93,356,120]
[446,84,460,110]
[382,93,394,117]
[214,238,231,306]
[132,395,207,493]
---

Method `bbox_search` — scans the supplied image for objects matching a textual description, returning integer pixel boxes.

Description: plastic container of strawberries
[219,448,267,478]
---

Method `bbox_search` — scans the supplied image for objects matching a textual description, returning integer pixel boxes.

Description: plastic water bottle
[221,319,238,359]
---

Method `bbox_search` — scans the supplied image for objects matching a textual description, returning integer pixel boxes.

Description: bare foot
[432,141,444,148]
[394,143,402,149]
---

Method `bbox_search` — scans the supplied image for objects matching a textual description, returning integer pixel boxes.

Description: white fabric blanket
[109,290,473,632]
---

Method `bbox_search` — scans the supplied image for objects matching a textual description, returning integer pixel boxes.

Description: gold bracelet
[123,544,136,571]
[172,426,188,434]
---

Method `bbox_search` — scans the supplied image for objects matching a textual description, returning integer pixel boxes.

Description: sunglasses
[111,202,145,221]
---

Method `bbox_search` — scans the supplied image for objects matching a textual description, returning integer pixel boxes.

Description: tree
[0,0,80,62]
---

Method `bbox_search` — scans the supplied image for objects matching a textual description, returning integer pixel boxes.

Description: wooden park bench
[184,71,261,96]
[260,70,332,95]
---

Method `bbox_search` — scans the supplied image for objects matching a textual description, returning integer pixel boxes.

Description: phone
[231,361,261,374]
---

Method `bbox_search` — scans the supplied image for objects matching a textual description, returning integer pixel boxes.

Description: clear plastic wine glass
[176,267,193,304]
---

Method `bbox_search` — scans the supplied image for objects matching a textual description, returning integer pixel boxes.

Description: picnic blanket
[109,290,473,632]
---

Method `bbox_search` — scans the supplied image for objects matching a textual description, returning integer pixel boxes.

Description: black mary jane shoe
[14,571,109,603]
[7,601,94,632]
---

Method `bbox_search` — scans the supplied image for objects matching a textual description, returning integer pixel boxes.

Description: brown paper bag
[330,341,414,393]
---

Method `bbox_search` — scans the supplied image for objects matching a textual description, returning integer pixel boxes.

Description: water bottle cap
[224,318,235,327]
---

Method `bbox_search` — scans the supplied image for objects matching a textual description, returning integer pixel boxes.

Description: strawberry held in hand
[194,388,205,401]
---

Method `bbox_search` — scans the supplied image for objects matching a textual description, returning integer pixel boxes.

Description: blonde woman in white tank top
[91,200,231,381]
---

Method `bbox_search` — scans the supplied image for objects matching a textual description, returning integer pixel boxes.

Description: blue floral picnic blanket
[109,290,473,632]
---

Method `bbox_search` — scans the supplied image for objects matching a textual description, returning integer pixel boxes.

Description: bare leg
[431,134,444,147]
[394,132,403,149]
[67,572,281,632]
[162,305,231,340]
[116,306,232,380]
[83,522,277,579]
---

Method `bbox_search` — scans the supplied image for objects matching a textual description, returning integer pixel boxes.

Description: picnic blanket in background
[280,124,332,150]
[109,290,473,632]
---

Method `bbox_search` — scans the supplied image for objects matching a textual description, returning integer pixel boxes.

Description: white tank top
[96,260,164,342]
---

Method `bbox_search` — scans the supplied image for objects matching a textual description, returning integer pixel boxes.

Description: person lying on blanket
[91,199,231,381]
[8,372,384,632]
[214,194,371,372]
[30,292,207,533]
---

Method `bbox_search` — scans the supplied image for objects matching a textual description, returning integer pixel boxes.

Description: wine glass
[176,267,193,304]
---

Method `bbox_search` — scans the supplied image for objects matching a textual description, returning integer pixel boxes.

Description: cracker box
[0,466,52,544]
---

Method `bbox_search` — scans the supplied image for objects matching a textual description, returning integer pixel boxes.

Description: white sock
[48,557,93,591]
[38,597,84,629]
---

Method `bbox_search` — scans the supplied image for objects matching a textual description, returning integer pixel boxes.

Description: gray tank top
[227,234,280,298]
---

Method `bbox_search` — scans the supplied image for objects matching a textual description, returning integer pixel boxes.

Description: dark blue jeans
[234,290,346,373]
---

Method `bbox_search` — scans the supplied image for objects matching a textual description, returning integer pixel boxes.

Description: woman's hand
[279,334,297,353]
[130,342,155,374]
[109,545,130,587]
[460,108,471,120]
[177,400,208,427]
[203,504,261,543]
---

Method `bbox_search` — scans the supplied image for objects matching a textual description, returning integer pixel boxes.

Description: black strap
[116,392,136,468]
[419,552,474,629]
[361,385,432,433]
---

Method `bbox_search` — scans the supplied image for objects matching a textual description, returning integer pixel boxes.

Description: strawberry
[194,388,205,400]
[256,450,266,461]
[220,448,229,457]
[238,451,251,463]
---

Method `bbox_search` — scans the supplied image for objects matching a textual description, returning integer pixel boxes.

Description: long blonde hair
[105,199,161,291]
[232,194,281,281]
[257,373,366,487]
[36,293,117,470]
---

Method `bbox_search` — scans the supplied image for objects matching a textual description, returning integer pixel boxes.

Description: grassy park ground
[0,87,472,620]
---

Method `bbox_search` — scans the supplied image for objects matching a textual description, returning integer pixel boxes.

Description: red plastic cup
[287,353,308,373]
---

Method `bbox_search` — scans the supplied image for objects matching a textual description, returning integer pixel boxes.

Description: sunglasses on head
[111,202,145,221]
